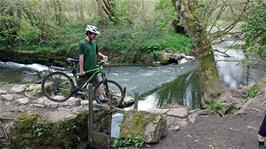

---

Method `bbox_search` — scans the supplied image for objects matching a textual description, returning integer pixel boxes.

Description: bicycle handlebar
[98,59,108,66]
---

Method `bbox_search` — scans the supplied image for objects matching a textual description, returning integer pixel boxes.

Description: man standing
[79,24,107,86]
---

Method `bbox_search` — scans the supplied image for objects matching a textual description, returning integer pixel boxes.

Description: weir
[80,85,138,149]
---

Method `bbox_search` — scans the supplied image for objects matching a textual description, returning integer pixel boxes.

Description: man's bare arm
[98,52,108,60]
[79,54,85,76]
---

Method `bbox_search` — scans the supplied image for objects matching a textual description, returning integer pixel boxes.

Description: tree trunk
[79,0,85,21]
[55,0,64,25]
[172,0,225,101]
[95,0,106,26]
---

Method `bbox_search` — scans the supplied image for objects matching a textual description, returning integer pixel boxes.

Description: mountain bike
[41,58,125,107]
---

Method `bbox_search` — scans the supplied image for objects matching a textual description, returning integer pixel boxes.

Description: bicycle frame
[73,66,104,90]
[42,59,125,106]
[46,59,108,94]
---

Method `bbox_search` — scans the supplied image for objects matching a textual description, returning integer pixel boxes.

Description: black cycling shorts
[258,115,266,137]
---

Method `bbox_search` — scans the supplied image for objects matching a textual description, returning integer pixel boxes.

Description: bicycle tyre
[94,80,125,107]
[41,71,74,102]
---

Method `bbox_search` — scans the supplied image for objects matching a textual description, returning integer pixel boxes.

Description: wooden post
[246,64,250,86]
[133,92,139,109]
[87,85,93,148]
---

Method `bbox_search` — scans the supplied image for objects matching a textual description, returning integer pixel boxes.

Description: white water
[213,40,266,88]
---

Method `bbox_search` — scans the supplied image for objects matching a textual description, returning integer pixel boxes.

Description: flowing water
[2,40,266,138]
[214,40,266,88]
[1,40,266,110]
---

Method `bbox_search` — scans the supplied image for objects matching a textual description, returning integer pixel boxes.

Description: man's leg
[91,75,108,102]
[258,115,266,149]
[76,75,87,101]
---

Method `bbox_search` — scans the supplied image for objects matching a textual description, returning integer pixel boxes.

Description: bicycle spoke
[42,72,74,102]
[94,80,124,107]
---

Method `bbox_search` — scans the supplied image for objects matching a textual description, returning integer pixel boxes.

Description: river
[1,40,266,110]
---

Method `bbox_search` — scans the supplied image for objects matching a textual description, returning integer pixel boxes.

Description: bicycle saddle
[66,58,78,65]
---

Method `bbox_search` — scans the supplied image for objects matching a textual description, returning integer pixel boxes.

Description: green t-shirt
[78,39,98,72]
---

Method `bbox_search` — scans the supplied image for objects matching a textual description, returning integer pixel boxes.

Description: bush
[204,99,238,115]
[112,138,144,149]
[0,16,192,65]
[16,21,84,52]
[242,84,259,101]
[0,16,20,48]
[98,24,192,64]
[242,4,266,56]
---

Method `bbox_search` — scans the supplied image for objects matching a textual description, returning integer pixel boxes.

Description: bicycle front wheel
[41,71,74,102]
[94,80,125,107]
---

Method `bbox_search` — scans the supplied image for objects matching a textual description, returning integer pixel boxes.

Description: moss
[9,112,89,149]
[9,110,114,149]
[120,110,166,143]
[9,113,55,148]
[251,84,260,92]
[120,110,145,139]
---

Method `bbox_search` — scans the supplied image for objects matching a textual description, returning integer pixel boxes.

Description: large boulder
[120,110,167,143]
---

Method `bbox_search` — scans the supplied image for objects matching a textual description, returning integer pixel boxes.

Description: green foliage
[0,15,20,48]
[204,99,238,115]
[205,99,225,113]
[0,0,192,65]
[242,85,259,100]
[15,20,83,52]
[9,113,54,148]
[112,137,144,149]
[143,32,192,53]
[99,24,192,64]
[153,0,177,28]
[99,24,192,54]
[242,4,266,56]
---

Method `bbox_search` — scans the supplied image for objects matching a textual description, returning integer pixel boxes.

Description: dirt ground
[150,83,266,149]
[152,110,262,149]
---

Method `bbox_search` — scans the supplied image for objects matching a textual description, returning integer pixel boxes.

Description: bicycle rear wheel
[41,71,74,102]
[94,80,125,107]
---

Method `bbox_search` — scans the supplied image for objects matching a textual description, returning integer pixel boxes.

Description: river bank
[1,80,266,148]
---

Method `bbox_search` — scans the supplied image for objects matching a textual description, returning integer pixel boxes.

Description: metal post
[133,92,139,109]
[87,85,93,148]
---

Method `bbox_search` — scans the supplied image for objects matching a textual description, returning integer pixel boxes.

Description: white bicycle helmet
[85,25,100,35]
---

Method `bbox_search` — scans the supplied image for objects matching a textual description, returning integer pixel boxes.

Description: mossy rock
[9,110,113,149]
[157,53,169,64]
[120,110,167,143]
